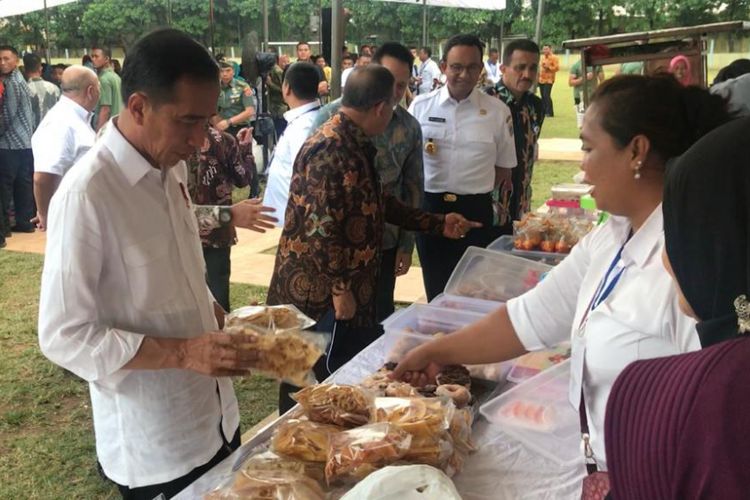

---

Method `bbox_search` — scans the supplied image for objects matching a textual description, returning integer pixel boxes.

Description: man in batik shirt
[186,127,256,311]
[310,42,424,321]
[267,66,478,413]
[492,40,545,237]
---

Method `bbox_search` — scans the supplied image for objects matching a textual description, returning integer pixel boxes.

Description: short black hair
[420,46,432,58]
[373,42,413,69]
[121,28,219,106]
[296,41,310,50]
[218,61,233,69]
[53,63,67,70]
[502,39,540,65]
[714,58,750,84]
[23,53,42,72]
[342,65,394,111]
[92,46,112,59]
[343,55,355,64]
[315,54,326,63]
[0,45,18,57]
[284,62,320,101]
[489,48,499,55]
[443,34,484,60]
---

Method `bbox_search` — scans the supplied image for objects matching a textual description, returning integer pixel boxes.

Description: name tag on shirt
[428,116,446,123]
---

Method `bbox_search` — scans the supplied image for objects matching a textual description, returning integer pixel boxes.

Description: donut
[435,384,471,408]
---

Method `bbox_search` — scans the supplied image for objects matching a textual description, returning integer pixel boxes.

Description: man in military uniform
[211,61,255,138]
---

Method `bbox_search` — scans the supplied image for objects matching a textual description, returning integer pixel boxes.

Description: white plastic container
[480,360,580,466]
[505,343,571,384]
[486,235,567,266]
[444,247,552,303]
[429,293,502,315]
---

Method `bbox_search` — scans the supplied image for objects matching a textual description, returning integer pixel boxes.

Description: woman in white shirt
[392,74,731,472]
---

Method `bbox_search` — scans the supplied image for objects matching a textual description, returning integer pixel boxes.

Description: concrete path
[538,138,583,162]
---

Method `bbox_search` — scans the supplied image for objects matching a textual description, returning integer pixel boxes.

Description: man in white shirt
[263,62,321,227]
[38,29,260,500]
[31,65,99,231]
[409,34,517,300]
[484,47,502,85]
[415,47,440,95]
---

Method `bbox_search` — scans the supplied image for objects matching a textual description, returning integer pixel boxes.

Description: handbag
[580,393,610,500]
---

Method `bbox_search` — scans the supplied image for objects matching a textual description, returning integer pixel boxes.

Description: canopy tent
[375,0,506,9]
[0,0,77,17]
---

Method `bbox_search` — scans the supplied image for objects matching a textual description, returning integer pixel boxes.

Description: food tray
[549,183,592,200]
[487,235,567,265]
[429,293,502,315]
[480,360,579,466]
[506,344,571,384]
[444,247,552,303]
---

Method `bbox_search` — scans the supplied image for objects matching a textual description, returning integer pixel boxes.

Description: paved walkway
[538,138,582,162]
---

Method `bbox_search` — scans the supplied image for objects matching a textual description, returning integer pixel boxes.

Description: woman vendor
[391,74,730,474]
[604,117,750,498]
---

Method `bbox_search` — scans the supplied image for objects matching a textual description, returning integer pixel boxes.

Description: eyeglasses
[447,63,483,75]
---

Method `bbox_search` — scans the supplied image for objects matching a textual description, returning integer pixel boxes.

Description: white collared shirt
[38,122,240,488]
[408,86,517,194]
[484,59,501,85]
[417,58,441,95]
[31,95,95,176]
[263,100,321,227]
[507,205,700,470]
[341,67,354,90]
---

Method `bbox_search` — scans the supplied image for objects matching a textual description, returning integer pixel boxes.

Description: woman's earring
[634,160,642,180]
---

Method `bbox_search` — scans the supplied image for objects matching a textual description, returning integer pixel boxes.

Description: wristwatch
[218,206,233,225]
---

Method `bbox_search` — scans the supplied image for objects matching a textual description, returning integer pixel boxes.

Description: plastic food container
[506,344,571,384]
[487,235,567,266]
[550,183,592,200]
[429,293,502,315]
[444,247,553,303]
[381,304,484,364]
[480,360,580,466]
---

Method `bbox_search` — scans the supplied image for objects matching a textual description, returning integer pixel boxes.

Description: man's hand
[230,199,278,232]
[236,127,254,146]
[216,119,230,131]
[394,250,412,277]
[30,212,46,231]
[318,80,329,96]
[443,213,482,240]
[389,344,442,387]
[332,290,356,320]
[180,332,259,377]
[213,302,226,329]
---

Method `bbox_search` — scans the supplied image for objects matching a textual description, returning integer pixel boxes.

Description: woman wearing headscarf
[605,117,750,499]
[669,55,692,86]
[392,75,730,486]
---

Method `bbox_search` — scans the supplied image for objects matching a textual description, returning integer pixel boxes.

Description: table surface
[175,337,586,500]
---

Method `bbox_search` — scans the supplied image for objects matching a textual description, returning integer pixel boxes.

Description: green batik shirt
[310,99,424,253]
[217,78,255,124]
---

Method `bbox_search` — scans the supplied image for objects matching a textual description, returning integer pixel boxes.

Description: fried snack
[325,423,412,485]
[293,384,373,428]
[245,330,324,387]
[435,384,471,409]
[435,365,471,389]
[271,419,344,463]
[240,451,326,485]
[449,408,475,455]
[402,432,455,468]
[498,399,556,431]
[205,469,325,500]
[373,397,453,439]
[359,370,391,394]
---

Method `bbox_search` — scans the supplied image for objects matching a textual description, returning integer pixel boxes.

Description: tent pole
[331,0,343,99]
[263,0,269,51]
[209,0,216,54]
[43,0,51,62]
[422,0,427,48]
[534,0,544,43]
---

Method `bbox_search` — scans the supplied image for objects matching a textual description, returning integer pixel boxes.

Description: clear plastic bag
[373,397,454,439]
[325,423,412,486]
[271,419,343,463]
[225,304,317,335]
[204,468,326,500]
[240,450,326,486]
[292,384,374,428]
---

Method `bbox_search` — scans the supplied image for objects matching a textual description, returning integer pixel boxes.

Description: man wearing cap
[212,61,255,137]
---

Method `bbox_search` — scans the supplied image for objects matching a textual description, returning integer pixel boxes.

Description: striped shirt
[0,69,34,150]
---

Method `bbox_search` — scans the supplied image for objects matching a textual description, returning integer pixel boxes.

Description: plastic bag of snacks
[373,397,454,439]
[225,304,316,335]
[271,419,343,463]
[325,423,412,485]
[292,384,374,428]
[239,450,326,486]
[204,468,325,500]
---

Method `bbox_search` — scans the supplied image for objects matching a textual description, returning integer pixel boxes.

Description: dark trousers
[539,83,554,117]
[278,309,383,414]
[203,246,231,312]
[0,148,34,232]
[416,192,495,301]
[113,427,240,500]
[376,247,398,323]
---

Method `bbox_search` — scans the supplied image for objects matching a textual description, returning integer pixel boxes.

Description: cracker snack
[292,384,374,428]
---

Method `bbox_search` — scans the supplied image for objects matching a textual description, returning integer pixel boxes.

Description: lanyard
[577,244,628,334]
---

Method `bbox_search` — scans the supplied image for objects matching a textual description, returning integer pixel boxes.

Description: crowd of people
[1,24,749,500]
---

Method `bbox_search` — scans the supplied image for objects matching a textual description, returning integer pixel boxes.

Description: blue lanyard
[577,244,628,332]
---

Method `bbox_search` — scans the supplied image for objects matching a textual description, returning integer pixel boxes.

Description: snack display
[293,384,374,428]
[373,397,453,438]
[271,419,344,463]
[239,451,326,485]
[403,433,455,468]
[506,344,571,384]
[435,365,471,388]
[512,212,594,254]
[497,400,556,431]
[435,384,471,409]
[205,468,326,500]
[449,408,475,455]
[225,304,316,334]
[325,423,412,485]
[360,367,420,397]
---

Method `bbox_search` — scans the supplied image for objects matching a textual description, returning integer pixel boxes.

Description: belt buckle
[443,193,457,202]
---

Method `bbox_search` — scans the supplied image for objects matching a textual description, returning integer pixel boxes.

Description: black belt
[424,192,492,203]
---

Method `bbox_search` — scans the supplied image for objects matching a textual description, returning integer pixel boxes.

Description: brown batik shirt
[266,112,444,327]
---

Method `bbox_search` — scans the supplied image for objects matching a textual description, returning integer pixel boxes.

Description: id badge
[568,329,586,409]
